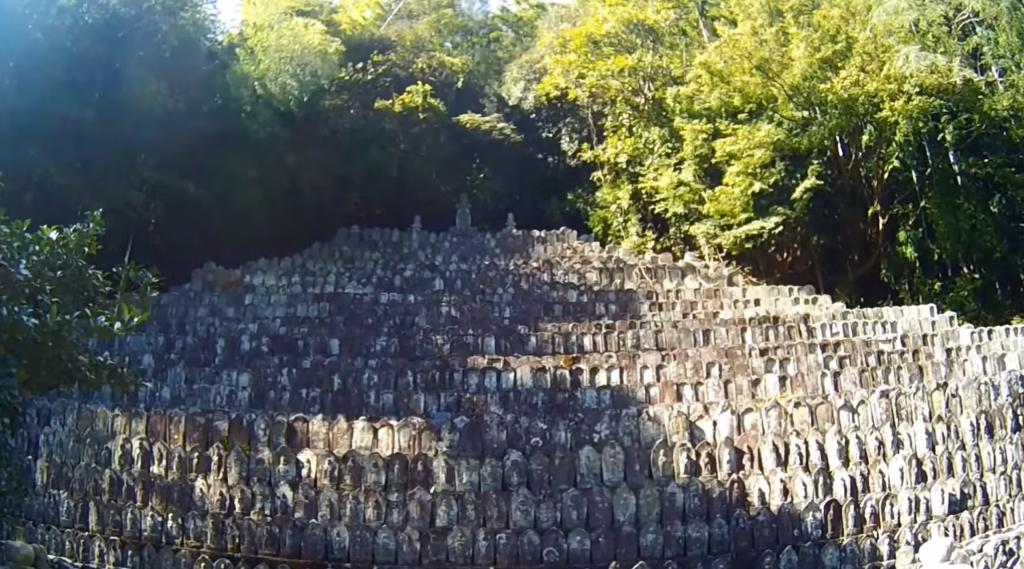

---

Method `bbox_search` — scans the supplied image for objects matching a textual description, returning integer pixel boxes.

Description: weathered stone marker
[5,204,1024,569]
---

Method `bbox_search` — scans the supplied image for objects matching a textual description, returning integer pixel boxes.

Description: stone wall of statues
[4,223,1024,569]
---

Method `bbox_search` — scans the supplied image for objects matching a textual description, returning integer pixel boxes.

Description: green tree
[515,0,1024,322]
[0,200,157,513]
[234,0,345,108]
[228,0,587,234]
[0,0,252,280]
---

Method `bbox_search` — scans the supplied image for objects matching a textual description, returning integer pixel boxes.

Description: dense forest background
[3,0,1024,324]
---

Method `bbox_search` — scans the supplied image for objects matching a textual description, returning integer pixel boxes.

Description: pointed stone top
[455,193,472,232]
[412,215,422,231]
[505,212,516,231]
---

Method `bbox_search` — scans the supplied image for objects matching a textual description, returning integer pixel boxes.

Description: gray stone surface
[5,208,1024,569]
[4,540,35,567]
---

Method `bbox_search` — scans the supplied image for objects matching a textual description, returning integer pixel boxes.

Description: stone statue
[14,215,1024,569]
[455,193,471,232]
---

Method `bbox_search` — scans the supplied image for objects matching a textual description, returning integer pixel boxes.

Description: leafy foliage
[235,0,345,107]
[0,211,157,394]
[4,0,1024,323]
[0,199,157,514]
[515,0,1024,322]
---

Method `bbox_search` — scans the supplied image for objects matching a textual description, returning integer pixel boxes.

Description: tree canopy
[4,0,1024,323]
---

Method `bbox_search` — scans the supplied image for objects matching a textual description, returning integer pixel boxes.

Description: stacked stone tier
[7,226,1024,569]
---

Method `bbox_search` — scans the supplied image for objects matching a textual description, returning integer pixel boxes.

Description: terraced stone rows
[7,217,1024,569]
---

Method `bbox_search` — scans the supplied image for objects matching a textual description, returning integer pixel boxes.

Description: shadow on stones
[5,227,1024,569]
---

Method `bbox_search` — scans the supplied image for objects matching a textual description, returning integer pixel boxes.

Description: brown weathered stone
[9,215,1024,568]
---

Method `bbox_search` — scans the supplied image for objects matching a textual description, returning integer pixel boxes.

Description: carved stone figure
[15,222,1024,569]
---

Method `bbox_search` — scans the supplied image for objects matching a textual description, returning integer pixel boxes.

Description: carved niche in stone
[842,497,863,537]
[350,521,374,564]
[444,526,470,566]
[509,487,536,530]
[378,453,406,493]
[863,429,885,467]
[112,435,132,471]
[879,492,898,531]
[639,408,665,449]
[577,445,601,489]
[147,440,169,479]
[525,451,550,495]
[746,471,770,509]
[800,501,823,543]
[761,469,785,510]
[295,482,319,520]
[951,446,969,478]
[775,502,801,548]
[723,475,745,516]
[559,488,585,531]
[323,519,352,560]
[335,450,363,490]
[704,479,727,522]
[829,467,850,503]
[612,484,637,528]
[402,487,430,532]
[341,489,365,526]
[756,435,782,473]
[660,482,683,527]
[673,442,696,479]
[717,437,738,477]
[847,461,869,498]
[565,528,590,566]
[247,445,273,485]
[329,417,351,454]
[204,443,228,486]
[292,448,314,485]
[786,435,807,473]
[820,498,841,540]
[532,493,557,532]
[351,418,375,453]
[655,521,681,560]
[696,441,717,478]
[752,507,778,552]
[823,426,846,470]
[635,482,661,527]
[683,478,708,523]
[250,480,272,518]
[916,487,932,522]
[733,434,757,474]
[867,463,888,495]
[598,442,622,487]
[504,449,528,490]
[379,490,404,530]
[316,485,340,523]
[432,490,458,528]
[375,420,396,457]
[685,520,709,558]
[272,481,294,518]
[471,528,495,564]
[222,446,247,488]
[550,449,575,491]
[990,503,1006,531]
[807,467,829,502]
[806,432,827,472]
[700,516,726,556]
[364,453,386,490]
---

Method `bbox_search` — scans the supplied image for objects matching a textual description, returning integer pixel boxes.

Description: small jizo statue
[455,193,472,231]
